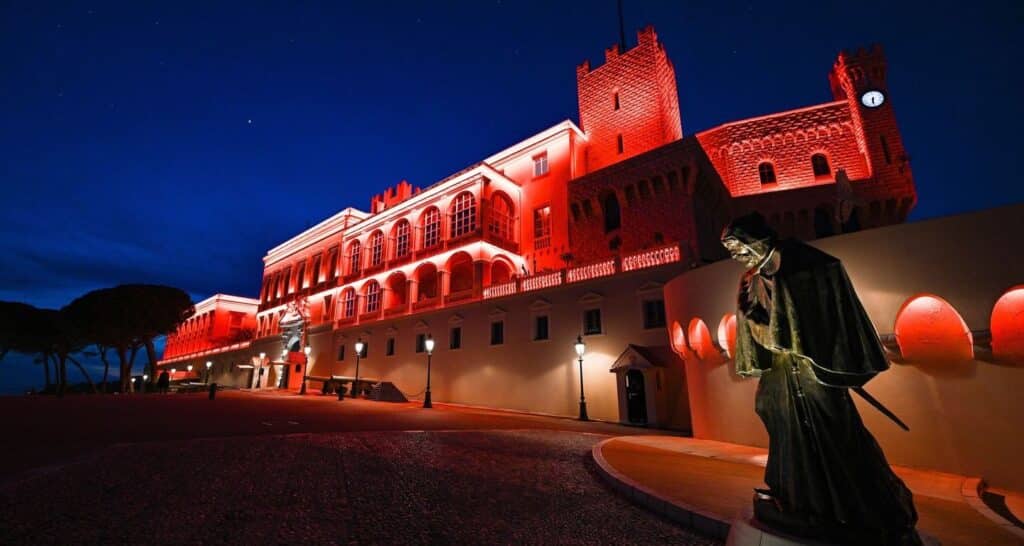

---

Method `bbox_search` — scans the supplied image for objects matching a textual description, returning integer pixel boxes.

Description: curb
[961,477,1024,541]
[590,437,731,541]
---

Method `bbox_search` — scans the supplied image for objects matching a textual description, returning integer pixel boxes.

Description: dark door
[626,370,647,425]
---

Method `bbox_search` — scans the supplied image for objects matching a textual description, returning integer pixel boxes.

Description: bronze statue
[722,212,921,545]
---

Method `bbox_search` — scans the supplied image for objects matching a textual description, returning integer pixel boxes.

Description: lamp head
[187,364,193,372]
[424,334,435,355]
[205,361,212,369]
[143,374,149,380]
[304,345,312,356]
[282,348,289,358]
[574,335,585,357]
[355,338,365,354]
[171,368,177,374]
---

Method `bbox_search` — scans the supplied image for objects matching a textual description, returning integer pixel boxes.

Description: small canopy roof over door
[609,344,674,373]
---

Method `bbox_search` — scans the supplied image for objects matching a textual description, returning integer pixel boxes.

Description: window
[449,327,462,350]
[296,262,306,289]
[583,308,602,335]
[643,300,666,329]
[758,162,777,184]
[323,294,333,320]
[348,241,362,275]
[533,205,551,249]
[490,321,504,345]
[533,153,549,177]
[422,207,441,248]
[624,185,636,205]
[341,288,356,318]
[451,192,477,238]
[312,255,322,285]
[386,337,395,356]
[327,246,339,280]
[880,135,892,164]
[337,343,346,361]
[488,193,515,242]
[613,92,620,110]
[415,333,426,353]
[570,203,581,223]
[534,315,549,341]
[617,134,624,154]
[283,267,292,294]
[394,220,410,258]
[652,176,665,195]
[581,200,594,218]
[368,231,384,266]
[365,281,381,313]
[811,154,831,177]
[666,171,680,192]
[602,192,621,233]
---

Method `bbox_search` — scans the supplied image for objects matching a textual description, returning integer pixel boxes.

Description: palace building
[158,26,916,429]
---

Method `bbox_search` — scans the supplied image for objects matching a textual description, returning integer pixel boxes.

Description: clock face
[861,90,885,108]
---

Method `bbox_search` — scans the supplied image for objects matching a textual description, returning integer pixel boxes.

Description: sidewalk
[592,436,1024,546]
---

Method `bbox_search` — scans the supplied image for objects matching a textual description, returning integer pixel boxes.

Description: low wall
[663,204,1024,490]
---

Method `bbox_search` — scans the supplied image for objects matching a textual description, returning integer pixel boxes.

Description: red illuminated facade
[162,294,259,363]
[159,26,915,369]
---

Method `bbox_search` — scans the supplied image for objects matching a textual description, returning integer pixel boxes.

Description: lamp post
[187,364,193,380]
[256,352,266,389]
[423,334,435,408]
[170,367,177,383]
[575,335,588,421]
[142,374,148,394]
[281,349,289,389]
[301,345,311,395]
[205,361,212,384]
[353,338,365,399]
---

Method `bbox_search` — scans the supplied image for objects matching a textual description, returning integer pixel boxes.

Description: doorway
[625,369,647,425]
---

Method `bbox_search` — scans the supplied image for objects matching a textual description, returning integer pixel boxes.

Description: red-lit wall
[164,298,257,359]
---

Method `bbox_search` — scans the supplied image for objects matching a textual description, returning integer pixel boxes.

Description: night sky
[1,1,1020,391]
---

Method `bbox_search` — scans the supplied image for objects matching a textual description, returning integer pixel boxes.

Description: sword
[852,387,909,432]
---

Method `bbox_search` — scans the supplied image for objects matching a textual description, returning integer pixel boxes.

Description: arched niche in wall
[717,313,737,358]
[687,318,715,361]
[991,285,1024,362]
[669,320,686,356]
[893,294,974,363]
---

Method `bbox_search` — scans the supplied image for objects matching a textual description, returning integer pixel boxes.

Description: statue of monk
[721,212,921,545]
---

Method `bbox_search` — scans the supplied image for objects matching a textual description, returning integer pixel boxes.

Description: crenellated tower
[829,45,916,221]
[576,25,683,173]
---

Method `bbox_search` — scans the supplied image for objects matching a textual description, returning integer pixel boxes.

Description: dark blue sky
[0,1,1021,389]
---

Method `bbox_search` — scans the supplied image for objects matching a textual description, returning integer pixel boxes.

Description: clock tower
[829,45,916,223]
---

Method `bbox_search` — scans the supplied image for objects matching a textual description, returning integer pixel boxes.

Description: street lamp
[300,345,312,395]
[205,361,212,384]
[353,338,365,399]
[423,334,435,408]
[142,374,148,393]
[575,335,588,421]
[255,352,267,389]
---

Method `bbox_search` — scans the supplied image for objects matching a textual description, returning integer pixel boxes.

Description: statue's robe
[733,239,920,543]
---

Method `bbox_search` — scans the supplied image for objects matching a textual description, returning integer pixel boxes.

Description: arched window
[758,162,777,184]
[811,154,831,177]
[347,240,362,275]
[450,192,477,238]
[393,220,411,258]
[487,192,515,242]
[421,207,441,249]
[602,192,621,233]
[368,231,384,267]
[364,280,381,313]
[341,288,356,318]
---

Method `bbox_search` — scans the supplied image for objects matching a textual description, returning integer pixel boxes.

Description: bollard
[208,382,217,400]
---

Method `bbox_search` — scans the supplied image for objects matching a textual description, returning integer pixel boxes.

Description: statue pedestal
[726,506,940,546]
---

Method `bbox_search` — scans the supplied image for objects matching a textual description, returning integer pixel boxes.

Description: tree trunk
[42,355,52,391]
[97,345,111,393]
[144,338,158,385]
[117,345,130,393]
[67,355,97,394]
[51,354,65,397]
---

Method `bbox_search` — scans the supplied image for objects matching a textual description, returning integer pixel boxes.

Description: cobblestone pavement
[0,430,720,545]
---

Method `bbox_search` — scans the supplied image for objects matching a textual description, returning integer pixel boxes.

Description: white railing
[483,281,517,299]
[622,244,682,272]
[566,258,616,284]
[521,271,563,292]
